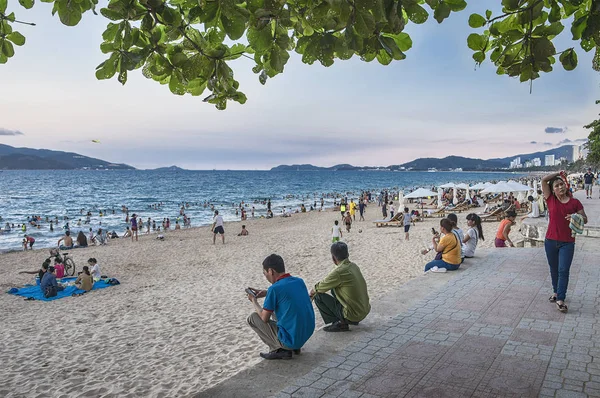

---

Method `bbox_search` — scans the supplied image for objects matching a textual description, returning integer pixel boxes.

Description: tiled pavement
[271,244,600,398]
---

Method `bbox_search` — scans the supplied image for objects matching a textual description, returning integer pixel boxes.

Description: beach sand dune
[0,206,502,397]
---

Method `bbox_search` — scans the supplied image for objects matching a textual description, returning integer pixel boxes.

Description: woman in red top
[542,171,588,313]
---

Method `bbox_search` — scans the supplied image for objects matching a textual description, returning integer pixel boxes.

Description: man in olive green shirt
[309,242,370,332]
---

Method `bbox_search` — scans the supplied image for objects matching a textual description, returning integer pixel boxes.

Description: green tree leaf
[473,51,485,63]
[467,33,485,51]
[468,13,486,28]
[445,0,466,12]
[433,2,451,23]
[2,40,15,57]
[382,32,412,52]
[269,46,290,72]
[559,48,578,71]
[0,0,7,13]
[354,10,376,36]
[7,32,26,46]
[18,0,34,9]
[404,3,428,24]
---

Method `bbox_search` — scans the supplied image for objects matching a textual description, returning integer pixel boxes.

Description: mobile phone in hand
[245,288,257,297]
[431,228,437,235]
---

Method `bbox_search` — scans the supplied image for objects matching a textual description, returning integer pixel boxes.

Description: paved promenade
[270,192,600,398]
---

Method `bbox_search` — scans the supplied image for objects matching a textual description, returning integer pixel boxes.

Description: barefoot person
[246,254,315,360]
[310,242,370,332]
[542,171,587,313]
[130,214,139,241]
[212,210,225,244]
[57,231,74,249]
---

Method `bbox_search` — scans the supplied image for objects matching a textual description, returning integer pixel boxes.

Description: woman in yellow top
[425,218,462,272]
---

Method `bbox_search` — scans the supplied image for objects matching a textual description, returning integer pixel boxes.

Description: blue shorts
[404,225,410,233]
[213,226,225,234]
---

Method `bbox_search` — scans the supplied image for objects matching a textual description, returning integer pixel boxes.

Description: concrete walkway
[267,191,600,398]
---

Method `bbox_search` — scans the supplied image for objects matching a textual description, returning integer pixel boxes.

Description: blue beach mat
[7,277,119,301]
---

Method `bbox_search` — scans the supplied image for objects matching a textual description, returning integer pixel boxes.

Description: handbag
[44,286,57,298]
[435,233,459,261]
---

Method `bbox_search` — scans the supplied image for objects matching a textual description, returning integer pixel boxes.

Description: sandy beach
[0,204,506,397]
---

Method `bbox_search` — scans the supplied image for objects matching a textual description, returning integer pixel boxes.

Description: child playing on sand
[238,225,249,236]
[389,201,395,219]
[403,207,411,240]
[332,220,342,242]
[344,212,352,233]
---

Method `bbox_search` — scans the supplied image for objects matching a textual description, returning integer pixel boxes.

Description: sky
[0,1,598,170]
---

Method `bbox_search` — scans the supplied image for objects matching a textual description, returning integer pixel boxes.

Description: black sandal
[549,295,557,303]
[556,302,568,313]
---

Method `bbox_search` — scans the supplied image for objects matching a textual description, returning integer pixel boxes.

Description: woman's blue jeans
[424,259,460,272]
[544,239,575,301]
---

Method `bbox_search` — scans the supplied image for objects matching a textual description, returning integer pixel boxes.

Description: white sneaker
[431,267,447,273]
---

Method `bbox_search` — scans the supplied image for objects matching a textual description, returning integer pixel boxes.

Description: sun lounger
[428,207,447,218]
[373,213,403,227]
[479,207,505,222]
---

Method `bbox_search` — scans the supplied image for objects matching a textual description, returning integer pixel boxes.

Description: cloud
[545,127,567,134]
[530,141,537,144]
[0,128,24,136]
[557,139,572,144]
[543,142,553,146]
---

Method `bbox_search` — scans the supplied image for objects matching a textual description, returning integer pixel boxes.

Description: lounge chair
[373,213,403,227]
[479,207,505,222]
[428,207,447,218]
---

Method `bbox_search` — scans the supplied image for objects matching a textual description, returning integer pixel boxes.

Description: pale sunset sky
[0,0,598,169]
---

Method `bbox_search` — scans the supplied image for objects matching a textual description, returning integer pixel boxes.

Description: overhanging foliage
[0,0,598,108]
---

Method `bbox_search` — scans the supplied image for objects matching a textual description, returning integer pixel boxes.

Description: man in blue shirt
[40,266,64,298]
[247,254,315,360]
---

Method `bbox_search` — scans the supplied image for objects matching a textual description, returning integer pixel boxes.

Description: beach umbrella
[452,187,458,205]
[404,188,438,199]
[465,188,472,201]
[437,187,444,208]
[456,183,470,190]
[398,191,404,205]
[506,181,530,192]
[440,182,455,188]
[405,188,437,213]
[532,180,538,198]
[470,182,487,190]
[517,191,526,202]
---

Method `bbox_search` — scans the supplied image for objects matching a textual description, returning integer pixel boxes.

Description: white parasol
[437,187,444,209]
[452,187,458,205]
[439,182,455,189]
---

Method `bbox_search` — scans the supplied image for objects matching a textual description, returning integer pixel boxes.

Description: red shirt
[546,195,583,242]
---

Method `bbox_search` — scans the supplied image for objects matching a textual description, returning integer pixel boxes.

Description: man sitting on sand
[310,242,370,332]
[246,254,315,360]
[57,231,74,250]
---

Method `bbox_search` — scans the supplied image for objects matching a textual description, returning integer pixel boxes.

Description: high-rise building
[545,154,555,167]
[532,158,542,167]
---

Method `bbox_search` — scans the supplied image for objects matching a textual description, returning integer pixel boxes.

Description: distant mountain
[270,145,581,172]
[151,165,186,171]
[398,156,506,171]
[271,164,327,171]
[0,144,135,170]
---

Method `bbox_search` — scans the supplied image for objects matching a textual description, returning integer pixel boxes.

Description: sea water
[0,169,523,251]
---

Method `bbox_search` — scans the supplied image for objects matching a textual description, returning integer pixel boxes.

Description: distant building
[571,145,580,162]
[524,161,532,168]
[509,157,522,169]
[532,158,542,167]
[545,154,555,167]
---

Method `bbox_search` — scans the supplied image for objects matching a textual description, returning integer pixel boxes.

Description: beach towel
[569,213,585,238]
[7,277,119,301]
